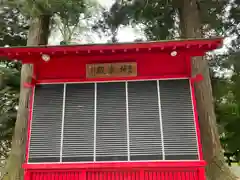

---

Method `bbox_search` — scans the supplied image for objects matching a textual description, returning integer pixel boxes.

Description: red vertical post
[198,167,206,180]
[185,55,192,78]
[25,85,35,163]
[24,170,30,180]
[81,169,87,180]
[190,79,204,160]
[140,169,144,180]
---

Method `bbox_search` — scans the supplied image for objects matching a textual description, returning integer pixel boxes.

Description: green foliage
[198,0,227,35]
[0,65,20,158]
[210,0,240,157]
[7,0,87,17]
[0,7,28,46]
[226,1,240,35]
[0,6,26,159]
[213,49,240,163]
[4,0,95,43]
[95,0,228,41]
[94,0,176,41]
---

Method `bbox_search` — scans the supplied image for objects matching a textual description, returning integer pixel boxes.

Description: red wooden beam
[23,161,206,170]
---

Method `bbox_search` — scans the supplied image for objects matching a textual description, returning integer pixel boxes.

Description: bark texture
[178,0,237,180]
[2,15,50,180]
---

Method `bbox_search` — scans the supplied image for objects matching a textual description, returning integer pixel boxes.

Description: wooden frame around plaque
[86,62,137,78]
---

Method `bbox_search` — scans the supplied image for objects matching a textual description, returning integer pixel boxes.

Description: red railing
[23,161,206,180]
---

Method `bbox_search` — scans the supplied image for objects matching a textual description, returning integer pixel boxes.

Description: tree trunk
[178,0,237,180]
[2,15,50,180]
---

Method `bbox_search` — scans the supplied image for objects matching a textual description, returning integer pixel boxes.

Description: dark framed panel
[29,84,64,162]
[28,79,199,163]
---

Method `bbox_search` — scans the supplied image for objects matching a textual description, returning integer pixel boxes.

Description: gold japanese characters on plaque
[86,62,137,78]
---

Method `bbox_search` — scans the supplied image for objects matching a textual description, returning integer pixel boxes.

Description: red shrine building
[0,38,222,180]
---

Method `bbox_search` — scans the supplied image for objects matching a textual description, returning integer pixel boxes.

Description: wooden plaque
[86,62,137,78]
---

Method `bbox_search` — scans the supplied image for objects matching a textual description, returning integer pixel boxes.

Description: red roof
[0,38,223,64]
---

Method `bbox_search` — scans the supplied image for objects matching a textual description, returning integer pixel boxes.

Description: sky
[49,25,144,45]
[88,0,145,42]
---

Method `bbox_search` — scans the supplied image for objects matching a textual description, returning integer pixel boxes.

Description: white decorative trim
[157,80,165,160]
[60,83,67,162]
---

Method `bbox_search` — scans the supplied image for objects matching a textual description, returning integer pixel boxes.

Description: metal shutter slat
[62,83,94,162]
[128,81,163,161]
[29,84,63,163]
[96,82,128,161]
[159,80,199,160]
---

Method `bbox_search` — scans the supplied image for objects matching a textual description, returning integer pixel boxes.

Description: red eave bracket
[24,83,33,88]
[191,74,203,82]
[23,77,37,88]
